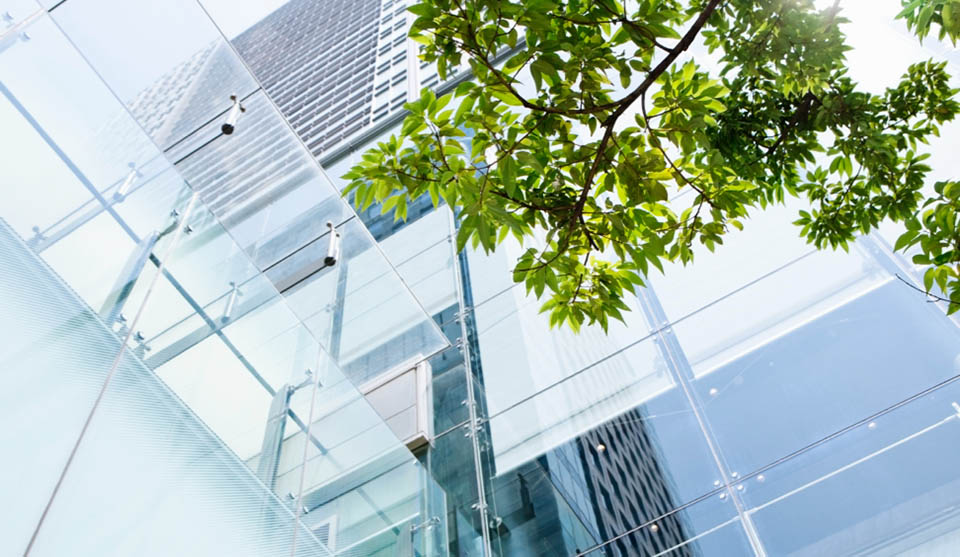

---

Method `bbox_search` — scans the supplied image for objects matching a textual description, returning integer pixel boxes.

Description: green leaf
[341,0,960,333]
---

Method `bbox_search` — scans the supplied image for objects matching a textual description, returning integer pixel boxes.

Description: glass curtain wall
[273,2,960,556]
[0,1,448,556]
[18,0,956,555]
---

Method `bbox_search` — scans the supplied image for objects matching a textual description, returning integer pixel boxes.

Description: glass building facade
[3,0,960,556]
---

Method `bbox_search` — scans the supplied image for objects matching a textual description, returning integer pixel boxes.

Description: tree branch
[600,0,724,127]
[762,91,819,157]
[896,274,960,306]
[561,0,724,249]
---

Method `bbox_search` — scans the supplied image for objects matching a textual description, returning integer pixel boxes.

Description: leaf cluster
[344,0,960,330]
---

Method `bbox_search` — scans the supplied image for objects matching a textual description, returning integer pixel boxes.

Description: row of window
[381,1,408,19]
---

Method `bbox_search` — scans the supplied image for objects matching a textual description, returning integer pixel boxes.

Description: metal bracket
[410,516,441,532]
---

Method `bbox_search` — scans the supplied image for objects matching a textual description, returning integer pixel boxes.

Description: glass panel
[0,218,133,556]
[274,354,436,554]
[376,198,452,264]
[0,18,203,554]
[3,6,449,557]
[38,211,137,310]
[1,0,41,24]
[0,269,325,556]
[394,234,458,318]
[53,0,259,150]
[52,0,448,385]
[671,241,888,376]
[674,241,960,478]
[743,375,960,556]
[0,70,310,553]
[0,17,162,322]
[485,452,746,557]
[479,459,602,556]
[465,236,528,308]
[648,201,821,323]
[382,208,458,317]
[158,198,264,309]
[483,336,722,505]
[581,515,754,557]
[430,346,471,437]
[472,277,649,419]
[424,425,487,556]
[280,216,450,384]
[155,334,275,458]
[123,147,441,557]
[219,295,319,391]
[0,87,100,240]
[418,469,452,557]
[205,0,383,159]
[0,16,160,200]
[166,89,350,267]
[51,0,452,387]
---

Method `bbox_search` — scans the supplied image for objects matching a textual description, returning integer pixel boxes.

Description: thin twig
[896,273,959,305]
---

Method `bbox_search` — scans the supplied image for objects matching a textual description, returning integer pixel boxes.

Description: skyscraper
[233,0,419,158]
[575,409,691,556]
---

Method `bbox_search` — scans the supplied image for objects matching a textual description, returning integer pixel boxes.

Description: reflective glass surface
[50,0,449,386]
[472,278,649,419]
[53,0,259,149]
[8,0,960,555]
[0,4,446,556]
[743,376,960,555]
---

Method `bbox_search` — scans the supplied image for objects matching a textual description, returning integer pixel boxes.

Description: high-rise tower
[234,0,427,158]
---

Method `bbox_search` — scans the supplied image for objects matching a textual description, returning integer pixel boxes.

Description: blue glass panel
[743,376,960,555]
[672,243,960,479]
